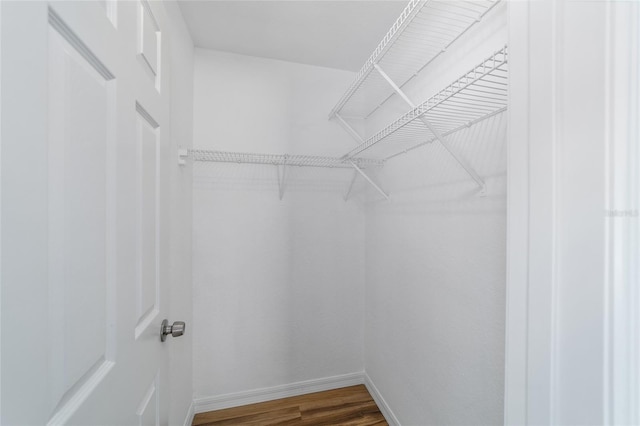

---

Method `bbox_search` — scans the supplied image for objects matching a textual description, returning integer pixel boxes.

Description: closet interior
[4,0,635,424]
[188,0,508,424]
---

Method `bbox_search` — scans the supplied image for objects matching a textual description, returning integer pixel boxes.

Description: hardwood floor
[192,385,388,426]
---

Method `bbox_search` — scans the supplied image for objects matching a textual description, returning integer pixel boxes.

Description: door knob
[161,319,186,342]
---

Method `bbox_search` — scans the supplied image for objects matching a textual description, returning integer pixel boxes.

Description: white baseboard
[182,401,194,426]
[363,373,401,426]
[193,372,365,414]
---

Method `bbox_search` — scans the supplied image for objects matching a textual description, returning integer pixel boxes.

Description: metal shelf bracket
[344,169,359,202]
[334,113,365,147]
[350,160,390,201]
[373,63,487,194]
[276,155,288,200]
[178,148,189,166]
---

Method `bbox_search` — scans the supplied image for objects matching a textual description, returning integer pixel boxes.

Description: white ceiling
[177,1,407,72]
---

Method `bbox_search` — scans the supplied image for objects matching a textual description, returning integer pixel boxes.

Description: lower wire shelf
[186,149,389,201]
[189,149,384,169]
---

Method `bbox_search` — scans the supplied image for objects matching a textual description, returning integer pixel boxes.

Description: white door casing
[604,2,640,424]
[505,1,640,424]
[1,1,174,424]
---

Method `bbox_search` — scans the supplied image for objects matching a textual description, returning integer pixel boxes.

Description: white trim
[182,402,194,426]
[47,360,115,426]
[48,7,114,81]
[363,373,400,426]
[504,1,531,422]
[0,0,3,420]
[506,2,624,424]
[604,2,640,424]
[505,1,560,423]
[193,372,365,414]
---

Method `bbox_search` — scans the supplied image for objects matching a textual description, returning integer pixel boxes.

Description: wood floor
[192,385,388,426]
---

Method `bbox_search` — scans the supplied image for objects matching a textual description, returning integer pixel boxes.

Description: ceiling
[177,1,407,72]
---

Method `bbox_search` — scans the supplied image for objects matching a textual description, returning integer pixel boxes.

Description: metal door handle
[161,319,186,342]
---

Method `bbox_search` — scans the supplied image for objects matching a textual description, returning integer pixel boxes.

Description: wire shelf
[330,0,501,120]
[189,149,384,169]
[342,46,508,160]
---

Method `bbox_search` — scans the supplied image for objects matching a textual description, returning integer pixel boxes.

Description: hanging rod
[329,0,502,120]
[188,149,384,169]
[342,46,508,160]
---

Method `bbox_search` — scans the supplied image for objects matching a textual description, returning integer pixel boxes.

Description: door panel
[138,1,160,83]
[136,103,161,339]
[47,19,116,419]
[1,1,173,424]
[136,377,159,426]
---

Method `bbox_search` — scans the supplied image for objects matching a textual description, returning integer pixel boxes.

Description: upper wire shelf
[342,45,508,160]
[330,0,501,120]
[189,149,384,169]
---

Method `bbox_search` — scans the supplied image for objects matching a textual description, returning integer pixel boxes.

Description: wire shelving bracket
[277,155,288,200]
[349,160,390,201]
[343,170,359,201]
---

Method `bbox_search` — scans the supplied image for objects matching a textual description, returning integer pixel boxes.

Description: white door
[1,1,175,424]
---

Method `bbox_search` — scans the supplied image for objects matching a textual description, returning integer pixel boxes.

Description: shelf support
[349,160,389,201]
[334,112,365,146]
[178,148,189,166]
[276,155,288,200]
[344,169,359,201]
[373,63,487,194]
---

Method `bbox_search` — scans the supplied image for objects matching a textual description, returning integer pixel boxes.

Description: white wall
[165,2,194,425]
[191,49,366,403]
[362,4,508,425]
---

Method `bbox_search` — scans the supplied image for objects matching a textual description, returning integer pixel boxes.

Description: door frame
[504,1,640,424]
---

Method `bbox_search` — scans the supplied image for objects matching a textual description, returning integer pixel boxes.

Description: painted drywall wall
[362,4,508,425]
[191,49,366,401]
[165,2,195,425]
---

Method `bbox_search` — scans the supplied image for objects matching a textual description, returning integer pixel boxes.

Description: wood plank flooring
[192,385,388,426]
